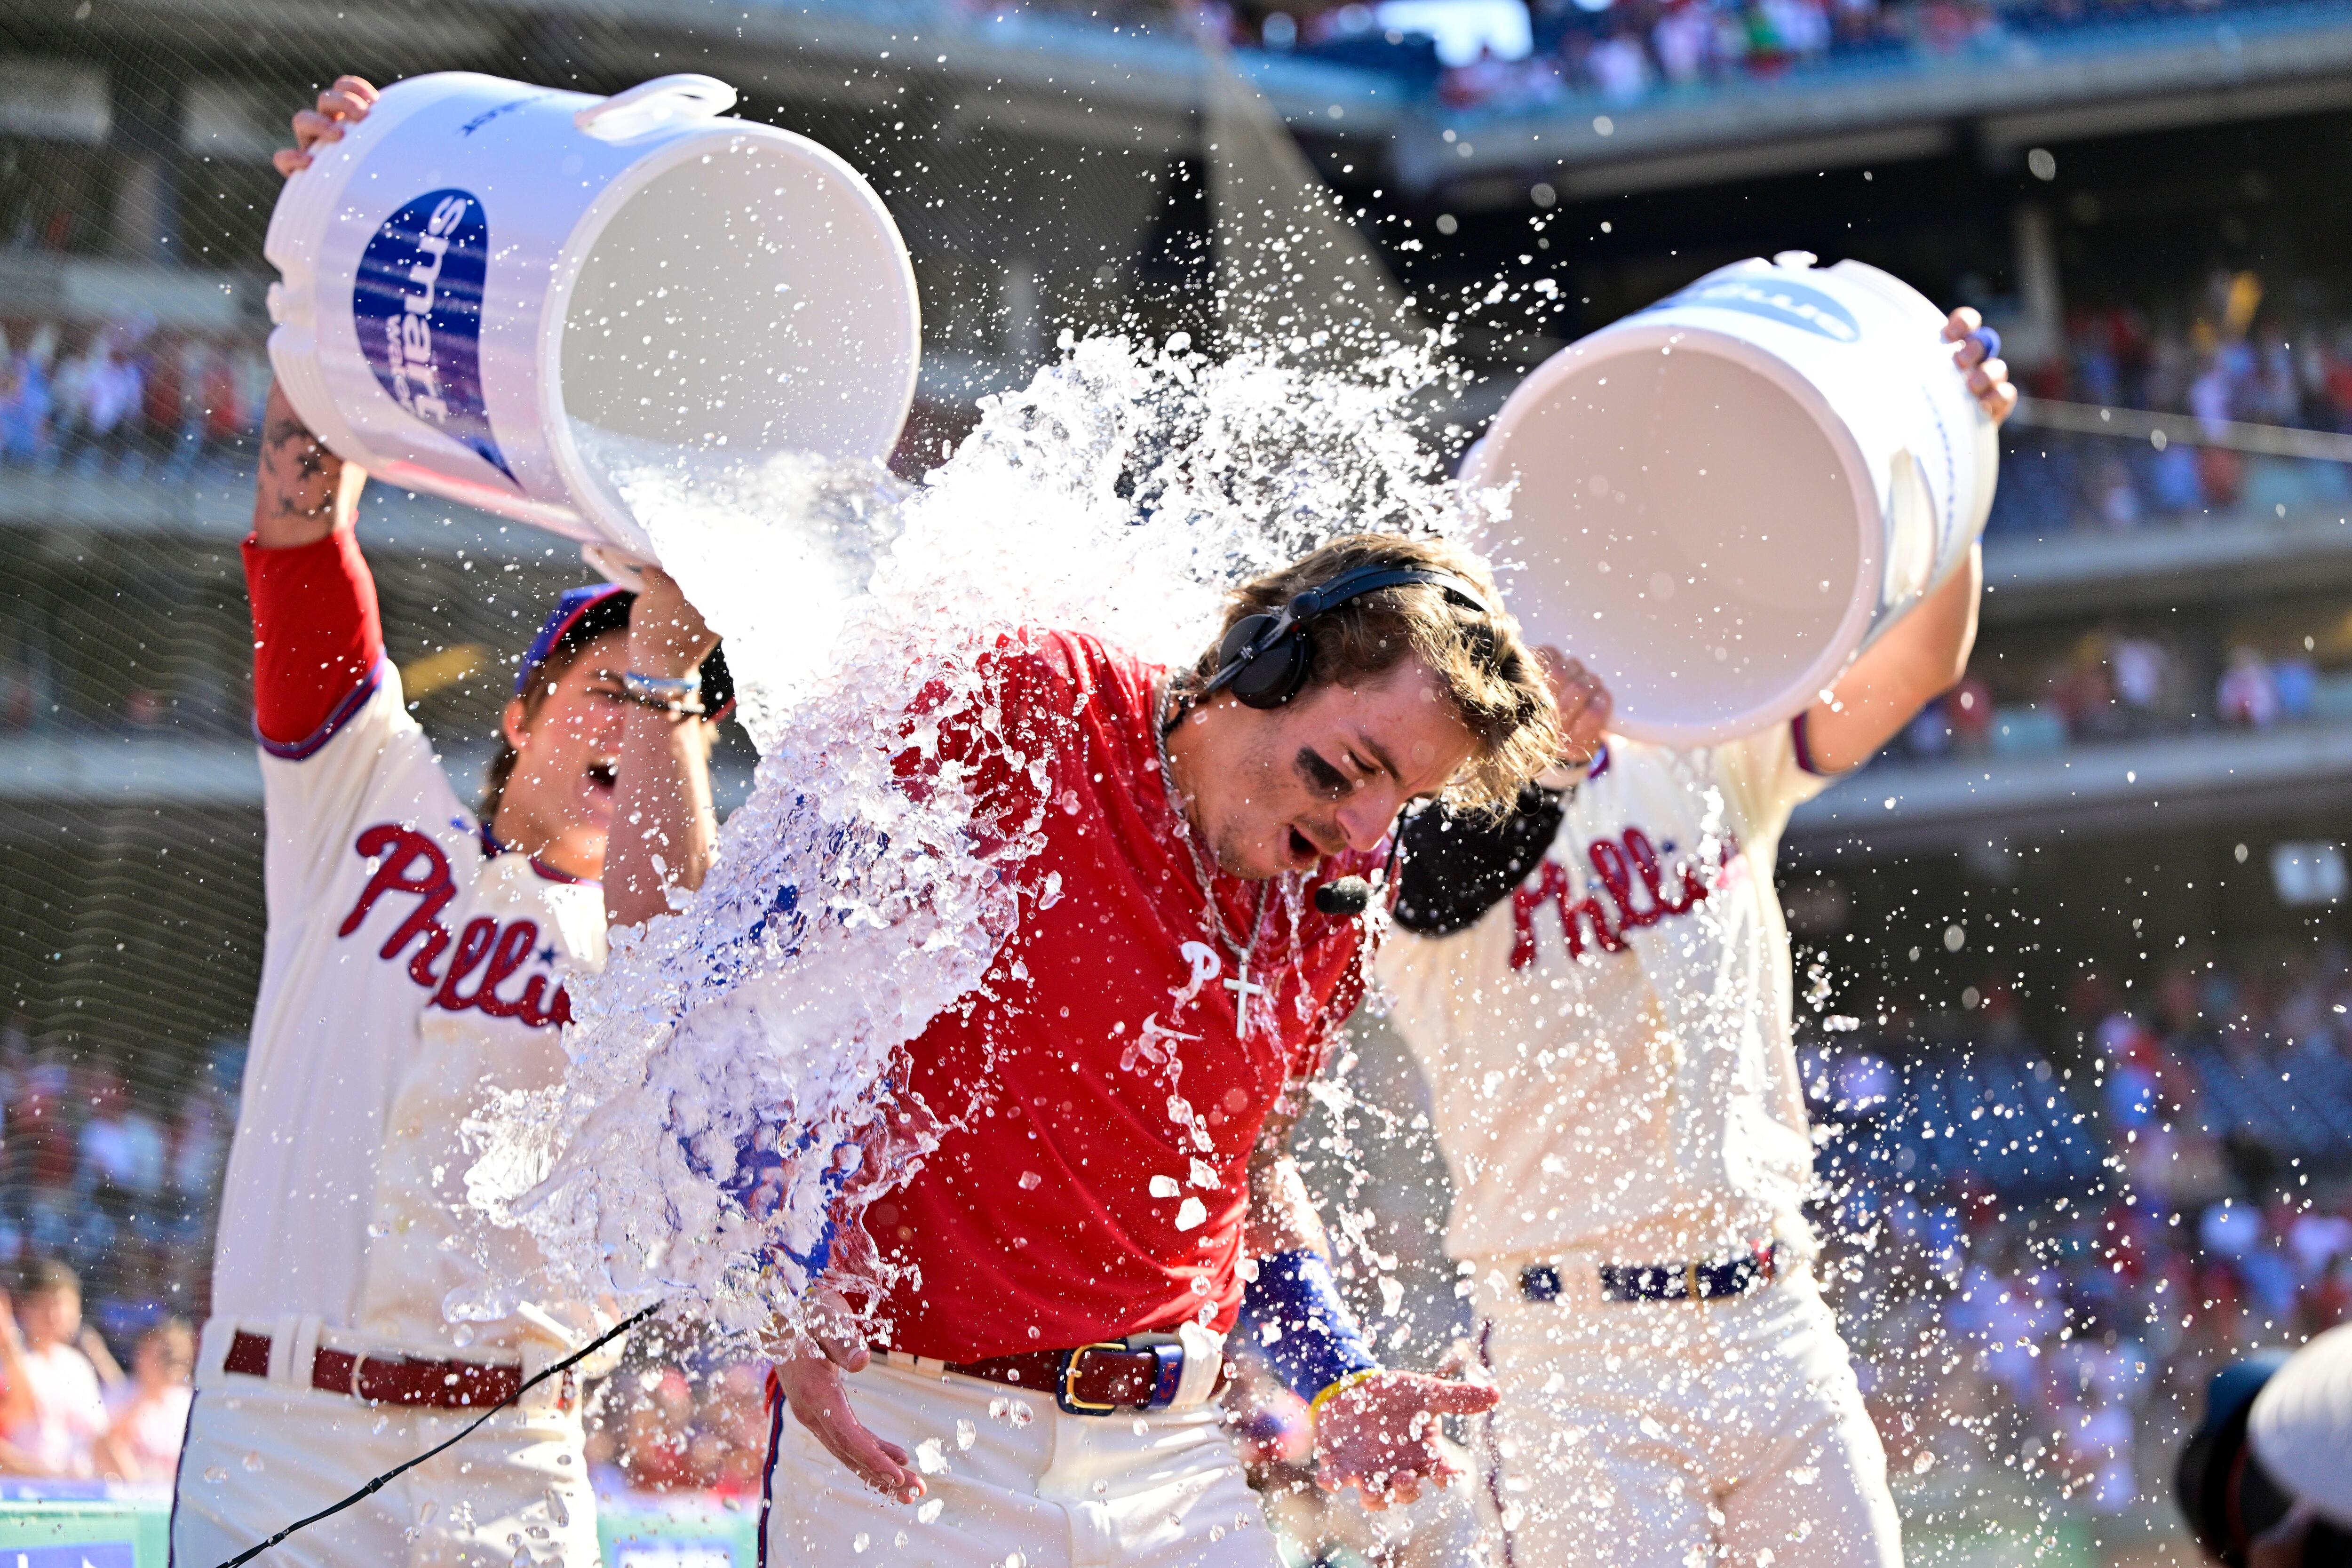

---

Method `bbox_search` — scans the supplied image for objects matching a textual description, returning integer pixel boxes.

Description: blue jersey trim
[254,657,388,762]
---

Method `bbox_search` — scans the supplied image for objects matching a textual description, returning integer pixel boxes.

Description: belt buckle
[1056,1342,1128,1417]
[347,1350,372,1401]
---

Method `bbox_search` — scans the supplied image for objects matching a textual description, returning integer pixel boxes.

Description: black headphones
[1182,562,1492,723]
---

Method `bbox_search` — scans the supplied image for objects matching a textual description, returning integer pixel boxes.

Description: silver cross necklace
[1156,678,1273,1042]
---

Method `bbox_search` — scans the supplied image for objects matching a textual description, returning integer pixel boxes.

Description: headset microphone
[1315,876,1373,916]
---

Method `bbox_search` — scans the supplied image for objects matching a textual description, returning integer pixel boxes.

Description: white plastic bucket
[1467,253,1997,748]
[263,72,922,571]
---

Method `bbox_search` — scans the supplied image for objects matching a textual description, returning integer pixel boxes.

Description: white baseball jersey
[213,663,605,1352]
[1377,723,1829,1268]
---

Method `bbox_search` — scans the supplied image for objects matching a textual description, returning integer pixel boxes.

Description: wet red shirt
[871,630,1376,1362]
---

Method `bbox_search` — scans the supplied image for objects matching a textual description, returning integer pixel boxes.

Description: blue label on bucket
[1649,275,1861,344]
[353,189,516,484]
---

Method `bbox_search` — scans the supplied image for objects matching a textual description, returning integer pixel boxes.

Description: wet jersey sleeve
[893,639,1081,844]
[1391,784,1566,937]
[244,529,385,755]
[245,530,463,925]
[1712,713,1842,845]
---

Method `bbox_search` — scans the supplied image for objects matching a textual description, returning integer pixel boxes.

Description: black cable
[209,1301,664,1568]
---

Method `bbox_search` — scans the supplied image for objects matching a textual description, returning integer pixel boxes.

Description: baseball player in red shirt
[607,531,1563,1565]
[173,80,730,1568]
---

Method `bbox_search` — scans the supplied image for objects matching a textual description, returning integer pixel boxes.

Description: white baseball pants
[759,1355,1280,1568]
[1475,1263,1901,1568]
[171,1319,599,1568]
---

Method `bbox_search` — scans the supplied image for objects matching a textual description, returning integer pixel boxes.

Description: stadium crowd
[1994,277,2352,541]
[1215,0,2319,115]
[0,318,271,478]
[1889,632,2352,761]
[1812,947,2352,1528]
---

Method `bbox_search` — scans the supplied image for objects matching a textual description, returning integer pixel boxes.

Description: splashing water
[465,331,1497,1346]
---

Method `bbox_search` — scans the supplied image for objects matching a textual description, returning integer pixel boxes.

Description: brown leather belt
[888,1335,1224,1416]
[223,1328,528,1410]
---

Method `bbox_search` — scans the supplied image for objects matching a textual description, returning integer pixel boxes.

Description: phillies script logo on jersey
[336,824,570,1027]
[1510,827,1745,969]
[352,188,516,484]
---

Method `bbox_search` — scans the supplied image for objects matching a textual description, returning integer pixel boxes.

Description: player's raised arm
[603,567,722,931]
[246,80,383,760]
[254,77,375,551]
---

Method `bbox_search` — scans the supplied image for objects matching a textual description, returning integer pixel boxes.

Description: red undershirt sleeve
[243,529,386,757]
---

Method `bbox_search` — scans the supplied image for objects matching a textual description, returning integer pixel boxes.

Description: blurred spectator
[2110,635,2167,722]
[1653,1,1714,82]
[78,336,143,466]
[0,1261,109,1477]
[95,1317,193,1482]
[81,1071,167,1202]
[1587,25,1653,99]
[2217,646,2282,728]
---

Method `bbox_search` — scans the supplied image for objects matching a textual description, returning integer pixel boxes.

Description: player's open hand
[1536,647,1610,770]
[771,1286,925,1504]
[275,76,378,178]
[774,1351,927,1505]
[1943,307,2018,426]
[1311,1369,1498,1510]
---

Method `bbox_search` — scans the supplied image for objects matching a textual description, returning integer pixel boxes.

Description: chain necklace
[1155,678,1273,1041]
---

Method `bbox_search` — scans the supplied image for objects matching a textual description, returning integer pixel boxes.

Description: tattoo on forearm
[261,413,342,521]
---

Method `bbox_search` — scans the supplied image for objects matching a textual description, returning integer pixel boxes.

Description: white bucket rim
[1466,317,1888,749]
[534,117,922,564]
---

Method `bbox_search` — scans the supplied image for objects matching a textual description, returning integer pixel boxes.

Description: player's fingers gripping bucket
[262,70,922,573]
[1469,254,1999,747]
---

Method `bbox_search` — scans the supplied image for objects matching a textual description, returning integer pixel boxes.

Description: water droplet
[203,1466,227,1484]
[1007,1403,1033,1428]
[915,1498,944,1524]
[1017,1171,1041,1190]
[241,1452,263,1473]
[955,1418,977,1451]
[853,1534,870,1553]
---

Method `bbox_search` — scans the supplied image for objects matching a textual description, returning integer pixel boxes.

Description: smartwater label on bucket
[354,188,516,484]
[1650,274,1862,344]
